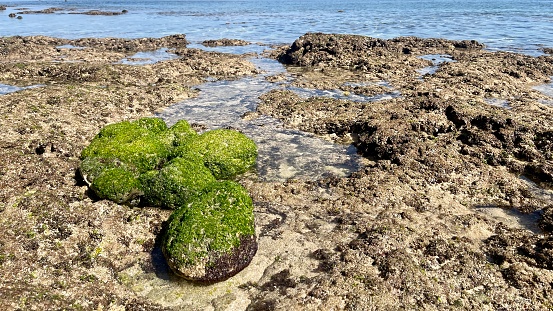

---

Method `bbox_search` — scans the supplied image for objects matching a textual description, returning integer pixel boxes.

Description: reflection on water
[119,48,179,65]
[534,77,553,106]
[158,56,366,181]
[0,83,42,95]
[288,84,400,102]
[417,54,455,76]
[484,98,511,109]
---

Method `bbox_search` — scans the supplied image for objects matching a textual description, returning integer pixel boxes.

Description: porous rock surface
[1,31,553,310]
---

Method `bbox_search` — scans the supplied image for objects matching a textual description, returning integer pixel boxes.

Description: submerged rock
[202,38,250,47]
[162,181,257,282]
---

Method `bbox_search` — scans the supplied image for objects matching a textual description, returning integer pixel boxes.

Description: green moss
[132,117,168,134]
[95,121,144,140]
[81,120,169,173]
[79,117,258,245]
[159,119,198,149]
[91,167,142,204]
[140,155,216,209]
[181,129,258,179]
[79,157,136,185]
[162,180,255,267]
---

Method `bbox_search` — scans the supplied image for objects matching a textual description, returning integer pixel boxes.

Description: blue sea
[1,0,552,55]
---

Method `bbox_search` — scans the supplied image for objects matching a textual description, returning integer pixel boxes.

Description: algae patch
[162,181,257,282]
[79,117,258,282]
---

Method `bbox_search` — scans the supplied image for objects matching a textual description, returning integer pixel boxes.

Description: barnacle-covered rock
[162,181,257,282]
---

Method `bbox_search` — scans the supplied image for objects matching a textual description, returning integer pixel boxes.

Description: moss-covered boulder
[90,166,142,204]
[81,119,169,174]
[79,156,136,185]
[162,180,257,282]
[132,117,168,134]
[79,118,203,205]
[179,129,258,179]
[158,119,198,150]
[141,155,216,209]
[80,118,259,282]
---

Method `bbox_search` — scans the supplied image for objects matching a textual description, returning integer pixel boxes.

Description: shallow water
[417,54,456,76]
[484,98,512,109]
[157,55,364,181]
[0,84,24,95]
[0,83,42,95]
[119,48,179,65]
[534,78,553,106]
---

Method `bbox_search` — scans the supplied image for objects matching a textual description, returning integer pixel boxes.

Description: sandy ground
[0,33,553,310]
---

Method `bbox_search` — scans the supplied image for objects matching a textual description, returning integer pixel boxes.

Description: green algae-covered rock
[180,129,258,179]
[140,155,216,209]
[80,118,259,282]
[90,167,142,204]
[159,119,198,149]
[81,119,169,173]
[162,180,257,282]
[132,117,168,134]
[79,156,137,185]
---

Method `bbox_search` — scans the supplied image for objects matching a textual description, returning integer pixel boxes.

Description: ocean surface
[1,0,553,55]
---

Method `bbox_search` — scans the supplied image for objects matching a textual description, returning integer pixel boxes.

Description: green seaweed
[81,118,169,173]
[162,180,255,267]
[132,117,168,134]
[90,167,142,204]
[159,119,198,149]
[140,155,216,209]
[80,118,259,281]
[180,129,258,179]
[79,156,136,185]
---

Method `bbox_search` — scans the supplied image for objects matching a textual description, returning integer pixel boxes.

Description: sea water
[1,0,552,55]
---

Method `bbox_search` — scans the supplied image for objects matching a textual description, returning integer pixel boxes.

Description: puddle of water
[0,83,42,95]
[0,84,24,95]
[56,44,86,50]
[533,77,553,106]
[475,176,553,234]
[520,175,553,201]
[417,54,455,76]
[288,85,400,102]
[158,56,363,181]
[475,205,543,234]
[533,79,553,98]
[484,98,511,109]
[119,48,180,65]
[187,42,268,55]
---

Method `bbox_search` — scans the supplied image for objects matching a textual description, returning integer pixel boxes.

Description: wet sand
[0,33,553,310]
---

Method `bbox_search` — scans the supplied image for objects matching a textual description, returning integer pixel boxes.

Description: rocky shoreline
[0,33,552,310]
